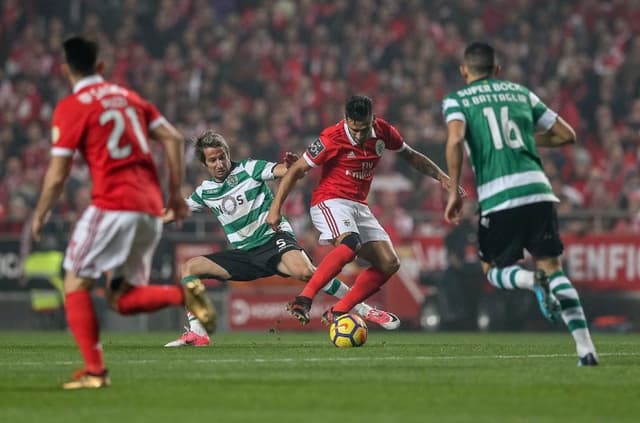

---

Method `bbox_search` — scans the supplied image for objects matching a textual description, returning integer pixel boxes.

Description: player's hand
[31,211,51,242]
[438,173,467,198]
[167,194,190,228]
[265,208,282,232]
[161,208,176,224]
[283,152,299,168]
[444,192,464,225]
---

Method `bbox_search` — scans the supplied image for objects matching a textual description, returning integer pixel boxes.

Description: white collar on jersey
[343,122,377,146]
[73,74,105,94]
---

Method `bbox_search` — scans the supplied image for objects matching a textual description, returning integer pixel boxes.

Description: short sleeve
[302,135,336,167]
[51,100,86,157]
[187,191,206,213]
[529,91,558,131]
[442,95,466,124]
[383,121,405,151]
[241,159,277,181]
[144,100,167,130]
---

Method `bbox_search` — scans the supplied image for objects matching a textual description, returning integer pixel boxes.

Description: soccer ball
[329,314,368,348]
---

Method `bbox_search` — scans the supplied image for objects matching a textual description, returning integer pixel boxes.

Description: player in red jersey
[267,95,463,325]
[31,36,215,389]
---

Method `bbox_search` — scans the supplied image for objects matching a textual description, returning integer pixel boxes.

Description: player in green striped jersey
[164,131,400,346]
[443,42,598,366]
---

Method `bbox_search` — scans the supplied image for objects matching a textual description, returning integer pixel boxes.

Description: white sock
[487,265,534,290]
[321,277,371,315]
[187,310,208,336]
[321,278,349,297]
[549,272,596,358]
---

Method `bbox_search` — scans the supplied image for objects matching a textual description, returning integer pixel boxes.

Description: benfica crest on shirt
[375,140,385,156]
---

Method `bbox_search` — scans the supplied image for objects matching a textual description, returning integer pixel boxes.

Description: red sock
[117,285,184,315]
[300,244,357,299]
[333,267,390,312]
[65,290,104,374]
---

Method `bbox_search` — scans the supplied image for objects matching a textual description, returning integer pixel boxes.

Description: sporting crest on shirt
[343,219,351,227]
[307,138,325,158]
[375,140,385,156]
[226,174,238,187]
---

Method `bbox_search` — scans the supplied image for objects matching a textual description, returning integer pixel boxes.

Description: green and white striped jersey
[187,159,293,250]
[442,78,560,216]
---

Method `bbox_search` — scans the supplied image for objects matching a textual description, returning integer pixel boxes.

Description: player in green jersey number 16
[443,42,598,366]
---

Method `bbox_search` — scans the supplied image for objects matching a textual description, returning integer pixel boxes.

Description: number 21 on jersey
[100,106,150,159]
[482,106,524,150]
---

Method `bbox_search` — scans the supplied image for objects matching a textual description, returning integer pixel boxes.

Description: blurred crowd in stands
[1,0,640,244]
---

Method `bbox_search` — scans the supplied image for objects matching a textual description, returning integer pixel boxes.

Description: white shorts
[310,198,390,245]
[63,205,162,285]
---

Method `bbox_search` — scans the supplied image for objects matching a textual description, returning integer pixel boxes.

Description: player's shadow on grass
[0,386,72,393]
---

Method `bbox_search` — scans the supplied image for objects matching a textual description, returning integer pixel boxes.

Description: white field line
[11,351,640,367]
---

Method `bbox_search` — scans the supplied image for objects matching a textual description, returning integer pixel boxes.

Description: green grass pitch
[2,331,640,423]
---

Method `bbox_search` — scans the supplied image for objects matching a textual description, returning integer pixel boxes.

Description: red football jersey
[303,117,406,205]
[51,75,165,216]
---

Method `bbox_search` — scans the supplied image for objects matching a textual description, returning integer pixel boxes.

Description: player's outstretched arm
[266,157,311,231]
[398,144,447,180]
[535,116,576,148]
[162,208,175,224]
[398,143,464,195]
[32,155,73,240]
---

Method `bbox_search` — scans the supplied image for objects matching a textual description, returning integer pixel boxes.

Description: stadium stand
[1,0,638,239]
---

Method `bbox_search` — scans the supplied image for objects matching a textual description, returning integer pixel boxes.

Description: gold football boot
[62,369,111,390]
[181,276,216,334]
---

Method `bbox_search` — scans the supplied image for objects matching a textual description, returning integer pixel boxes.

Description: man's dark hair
[345,95,373,122]
[463,42,496,76]
[63,36,98,75]
[194,130,230,164]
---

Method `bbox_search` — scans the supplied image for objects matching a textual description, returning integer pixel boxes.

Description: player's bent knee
[340,233,362,252]
[380,258,400,275]
[106,277,130,311]
[105,289,121,311]
[297,267,314,282]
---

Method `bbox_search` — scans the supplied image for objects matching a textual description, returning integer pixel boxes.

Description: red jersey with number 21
[51,76,164,216]
[303,117,406,206]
